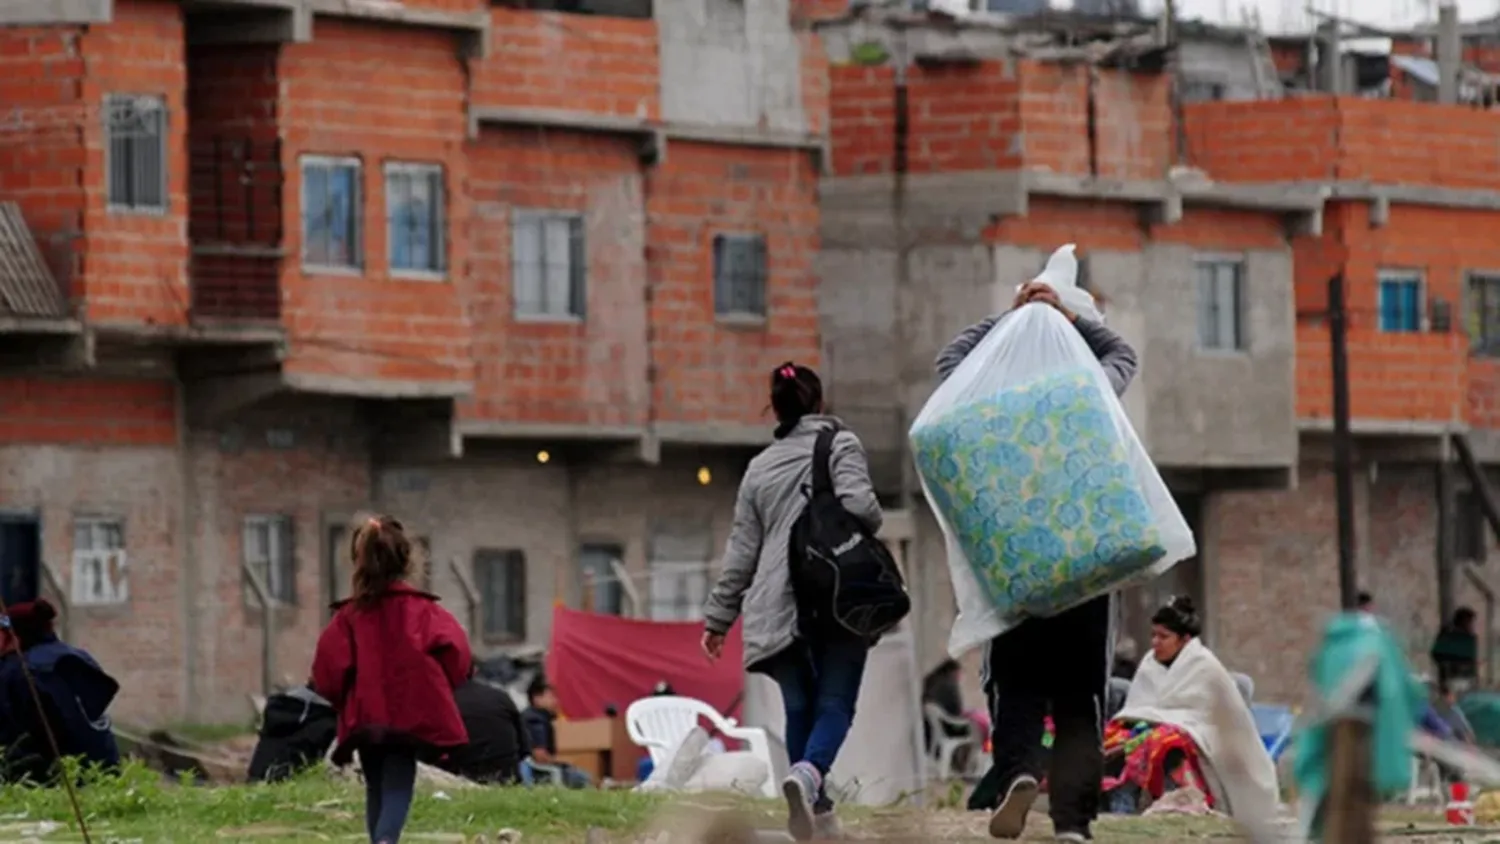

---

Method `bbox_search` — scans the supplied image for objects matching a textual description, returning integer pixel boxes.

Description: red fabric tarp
[545,605,744,721]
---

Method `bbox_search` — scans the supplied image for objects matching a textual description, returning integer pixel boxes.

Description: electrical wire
[0,595,93,844]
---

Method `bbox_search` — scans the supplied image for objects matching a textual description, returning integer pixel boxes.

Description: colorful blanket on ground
[1101,720,1214,807]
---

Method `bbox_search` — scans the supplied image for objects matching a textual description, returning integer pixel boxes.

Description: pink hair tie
[779,365,796,378]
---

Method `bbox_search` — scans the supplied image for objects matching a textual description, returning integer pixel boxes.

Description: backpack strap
[811,427,838,496]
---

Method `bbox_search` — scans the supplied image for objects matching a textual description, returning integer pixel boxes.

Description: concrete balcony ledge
[0,317,81,336]
[0,0,111,25]
[182,0,490,57]
[468,107,830,170]
[468,106,663,163]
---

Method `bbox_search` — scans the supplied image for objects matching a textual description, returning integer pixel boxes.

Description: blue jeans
[358,747,417,844]
[765,636,869,812]
[519,757,592,789]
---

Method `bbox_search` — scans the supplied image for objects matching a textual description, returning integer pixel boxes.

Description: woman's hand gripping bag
[909,250,1196,658]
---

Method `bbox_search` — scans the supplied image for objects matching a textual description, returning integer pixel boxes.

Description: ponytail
[769,362,824,439]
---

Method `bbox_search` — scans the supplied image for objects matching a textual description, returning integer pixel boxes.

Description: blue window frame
[1378,272,1423,333]
[301,156,362,270]
[386,162,445,276]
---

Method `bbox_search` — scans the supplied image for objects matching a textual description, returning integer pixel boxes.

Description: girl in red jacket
[312,515,472,844]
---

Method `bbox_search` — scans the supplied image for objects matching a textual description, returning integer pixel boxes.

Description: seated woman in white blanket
[1103,596,1279,819]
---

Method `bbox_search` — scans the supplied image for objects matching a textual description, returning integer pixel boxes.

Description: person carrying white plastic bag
[916,244,1196,842]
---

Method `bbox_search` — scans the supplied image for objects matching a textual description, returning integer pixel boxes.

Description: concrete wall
[656,0,807,132]
[1179,38,1272,102]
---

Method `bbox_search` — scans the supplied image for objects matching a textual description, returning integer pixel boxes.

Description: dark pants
[987,595,1110,832]
[765,635,870,812]
[359,746,417,844]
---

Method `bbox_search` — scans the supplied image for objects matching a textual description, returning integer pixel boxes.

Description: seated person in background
[520,676,591,789]
[922,659,981,775]
[1432,608,1479,693]
[1103,597,1278,820]
[1112,637,1140,681]
[0,600,121,784]
[436,673,525,785]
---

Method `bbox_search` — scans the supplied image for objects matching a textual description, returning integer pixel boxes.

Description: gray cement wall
[1178,39,1274,102]
[817,239,1298,490]
[655,0,807,132]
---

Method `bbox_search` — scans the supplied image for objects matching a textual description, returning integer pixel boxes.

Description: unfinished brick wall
[276,19,473,386]
[186,402,372,719]
[1187,97,1500,189]
[1292,202,1497,425]
[0,27,88,305]
[77,0,190,327]
[828,60,1167,179]
[645,142,821,427]
[472,9,659,119]
[0,377,182,722]
[186,44,283,320]
[462,126,650,429]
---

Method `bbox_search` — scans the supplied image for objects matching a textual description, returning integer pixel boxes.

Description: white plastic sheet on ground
[910,244,1196,659]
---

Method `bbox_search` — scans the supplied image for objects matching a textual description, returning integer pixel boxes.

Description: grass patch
[0,760,664,842]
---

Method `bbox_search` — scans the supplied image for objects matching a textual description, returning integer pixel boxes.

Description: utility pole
[891,20,916,628]
[1329,273,1358,610]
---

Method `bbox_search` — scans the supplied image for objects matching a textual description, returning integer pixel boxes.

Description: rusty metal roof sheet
[0,201,66,318]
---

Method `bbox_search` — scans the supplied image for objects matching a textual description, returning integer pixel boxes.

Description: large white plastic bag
[909,281,1195,660]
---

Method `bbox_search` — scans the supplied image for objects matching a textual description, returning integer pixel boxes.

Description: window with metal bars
[301,156,362,271]
[385,162,446,276]
[1467,274,1500,356]
[512,211,585,318]
[713,233,768,318]
[1195,258,1245,351]
[105,95,167,212]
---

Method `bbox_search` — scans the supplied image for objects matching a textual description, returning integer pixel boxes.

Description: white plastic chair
[625,695,778,798]
[923,703,982,781]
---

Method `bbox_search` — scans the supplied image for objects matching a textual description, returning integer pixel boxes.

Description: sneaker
[988,774,1039,839]
[1055,830,1093,843]
[812,809,843,840]
[782,761,822,842]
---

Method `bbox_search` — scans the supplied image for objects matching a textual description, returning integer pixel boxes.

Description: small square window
[71,517,128,607]
[301,156,363,271]
[1378,271,1424,333]
[474,548,526,643]
[385,163,446,276]
[713,234,768,319]
[244,514,295,605]
[1195,258,1245,351]
[512,211,585,319]
[105,94,167,213]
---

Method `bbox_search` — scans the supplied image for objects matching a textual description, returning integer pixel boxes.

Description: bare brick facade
[0,0,827,723]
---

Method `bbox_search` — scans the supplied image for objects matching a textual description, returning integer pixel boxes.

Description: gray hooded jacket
[703,415,883,670]
[934,309,1140,691]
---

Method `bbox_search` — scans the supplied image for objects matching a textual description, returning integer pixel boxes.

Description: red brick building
[0,0,828,722]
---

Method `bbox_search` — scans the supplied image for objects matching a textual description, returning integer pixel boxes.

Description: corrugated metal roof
[0,201,66,318]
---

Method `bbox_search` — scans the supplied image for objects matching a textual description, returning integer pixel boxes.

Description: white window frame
[243,514,295,606]
[104,94,168,214]
[511,209,585,321]
[1376,268,1427,333]
[712,232,769,321]
[384,161,447,280]
[71,516,128,607]
[300,155,364,274]
[1194,255,1247,353]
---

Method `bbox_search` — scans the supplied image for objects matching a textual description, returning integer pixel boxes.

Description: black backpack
[789,427,911,642]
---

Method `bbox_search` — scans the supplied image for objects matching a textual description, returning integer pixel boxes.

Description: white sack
[910,244,1195,658]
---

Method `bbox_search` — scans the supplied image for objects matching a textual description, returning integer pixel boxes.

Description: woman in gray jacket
[702,362,883,842]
